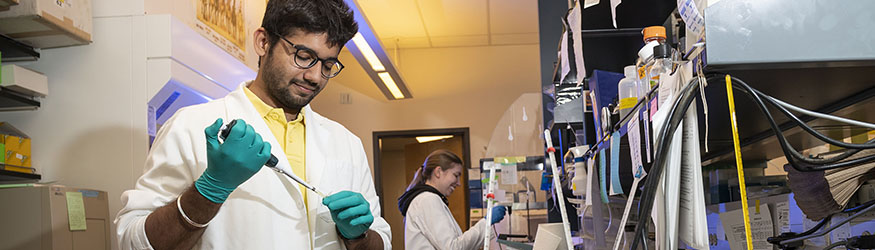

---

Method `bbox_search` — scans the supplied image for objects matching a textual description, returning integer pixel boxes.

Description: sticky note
[598,149,609,203]
[66,192,87,231]
[610,131,624,195]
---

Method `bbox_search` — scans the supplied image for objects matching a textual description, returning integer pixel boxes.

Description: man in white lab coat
[115,0,390,249]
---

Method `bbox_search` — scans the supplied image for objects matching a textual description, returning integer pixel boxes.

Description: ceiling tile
[488,0,539,35]
[491,33,539,45]
[430,35,489,47]
[357,0,429,39]
[381,37,433,49]
[417,0,489,37]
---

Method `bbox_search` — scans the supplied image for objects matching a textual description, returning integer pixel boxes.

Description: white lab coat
[404,192,492,250]
[115,83,391,250]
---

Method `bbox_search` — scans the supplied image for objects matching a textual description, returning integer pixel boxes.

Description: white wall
[313,44,543,169]
[1,1,146,249]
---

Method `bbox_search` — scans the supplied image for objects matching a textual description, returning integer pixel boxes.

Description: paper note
[678,103,709,249]
[830,213,853,243]
[643,108,652,163]
[720,206,773,250]
[501,163,518,185]
[677,0,705,36]
[610,0,621,28]
[66,192,87,231]
[609,131,623,195]
[627,112,644,174]
[495,189,507,203]
[559,29,570,83]
[569,2,585,81]
[802,218,827,246]
[663,120,682,250]
[775,201,790,233]
[585,156,595,206]
[598,149,609,203]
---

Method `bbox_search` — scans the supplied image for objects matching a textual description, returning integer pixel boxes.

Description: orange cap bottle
[642,26,667,43]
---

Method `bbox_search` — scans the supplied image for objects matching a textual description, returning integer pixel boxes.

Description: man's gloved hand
[491,205,507,225]
[195,118,272,203]
[322,191,374,239]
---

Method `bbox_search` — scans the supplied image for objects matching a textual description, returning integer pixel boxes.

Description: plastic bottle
[617,65,639,119]
[646,43,675,105]
[635,26,667,88]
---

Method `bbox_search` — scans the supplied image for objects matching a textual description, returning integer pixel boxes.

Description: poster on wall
[195,0,247,60]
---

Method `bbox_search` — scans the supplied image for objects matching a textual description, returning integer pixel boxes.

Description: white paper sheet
[677,0,705,36]
[610,0,621,28]
[569,2,586,81]
[649,93,675,250]
[719,206,774,250]
[501,163,518,185]
[559,29,571,83]
[678,103,709,249]
[775,201,790,233]
[585,156,595,206]
[627,112,644,173]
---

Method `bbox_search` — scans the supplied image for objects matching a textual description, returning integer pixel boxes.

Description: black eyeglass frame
[269,30,344,79]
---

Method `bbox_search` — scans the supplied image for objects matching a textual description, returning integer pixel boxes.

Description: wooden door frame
[373,128,471,225]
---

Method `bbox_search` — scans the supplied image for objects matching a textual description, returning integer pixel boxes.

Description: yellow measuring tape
[726,75,754,250]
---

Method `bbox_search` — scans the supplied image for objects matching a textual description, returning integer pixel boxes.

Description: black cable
[823,240,847,250]
[630,78,701,250]
[728,77,875,171]
[756,93,875,164]
[492,225,505,250]
[755,90,875,150]
[628,74,875,248]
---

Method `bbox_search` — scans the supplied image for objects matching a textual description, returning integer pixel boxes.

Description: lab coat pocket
[317,209,334,224]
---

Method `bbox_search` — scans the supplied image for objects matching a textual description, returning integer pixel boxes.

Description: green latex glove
[195,118,272,203]
[322,191,374,239]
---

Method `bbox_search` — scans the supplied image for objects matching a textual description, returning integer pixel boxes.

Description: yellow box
[0,123,31,168]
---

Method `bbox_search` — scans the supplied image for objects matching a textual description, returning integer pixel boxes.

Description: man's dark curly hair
[261,0,358,49]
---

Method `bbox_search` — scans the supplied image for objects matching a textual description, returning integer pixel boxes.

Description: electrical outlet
[340,93,351,104]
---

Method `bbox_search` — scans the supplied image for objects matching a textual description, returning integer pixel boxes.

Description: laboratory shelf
[0,169,40,183]
[0,87,40,111]
[0,32,39,62]
[699,66,875,164]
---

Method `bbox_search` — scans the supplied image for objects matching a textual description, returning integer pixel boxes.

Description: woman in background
[399,149,506,250]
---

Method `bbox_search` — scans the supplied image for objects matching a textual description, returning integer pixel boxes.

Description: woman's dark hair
[261,0,358,49]
[419,149,463,184]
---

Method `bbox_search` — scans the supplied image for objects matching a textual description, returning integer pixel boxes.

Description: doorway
[373,128,471,249]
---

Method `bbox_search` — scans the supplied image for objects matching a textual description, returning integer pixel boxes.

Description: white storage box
[1,64,48,97]
[0,0,92,48]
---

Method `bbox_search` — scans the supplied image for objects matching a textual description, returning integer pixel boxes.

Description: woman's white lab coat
[404,192,493,250]
[115,83,391,250]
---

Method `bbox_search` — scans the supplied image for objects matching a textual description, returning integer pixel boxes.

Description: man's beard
[262,55,320,112]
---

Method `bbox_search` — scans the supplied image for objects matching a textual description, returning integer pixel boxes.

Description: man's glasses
[271,31,344,79]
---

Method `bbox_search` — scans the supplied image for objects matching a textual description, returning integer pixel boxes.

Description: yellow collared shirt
[243,87,308,203]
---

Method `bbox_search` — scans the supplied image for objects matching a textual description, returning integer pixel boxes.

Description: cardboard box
[0,0,92,48]
[1,64,48,97]
[0,122,30,168]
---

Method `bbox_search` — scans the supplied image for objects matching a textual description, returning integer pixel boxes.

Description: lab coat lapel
[223,83,304,203]
[304,105,328,195]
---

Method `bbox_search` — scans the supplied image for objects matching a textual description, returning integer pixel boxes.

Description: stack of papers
[785,150,875,220]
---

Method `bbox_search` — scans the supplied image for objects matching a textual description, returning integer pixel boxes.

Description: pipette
[266,165,327,197]
[220,119,327,198]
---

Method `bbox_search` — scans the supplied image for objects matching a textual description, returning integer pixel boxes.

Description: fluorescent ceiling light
[352,33,385,71]
[378,72,405,99]
[416,135,454,143]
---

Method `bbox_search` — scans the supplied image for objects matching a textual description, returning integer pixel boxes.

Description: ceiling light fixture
[344,0,412,100]
[416,135,454,143]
